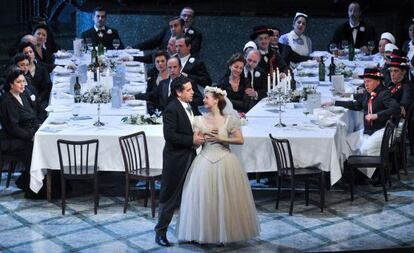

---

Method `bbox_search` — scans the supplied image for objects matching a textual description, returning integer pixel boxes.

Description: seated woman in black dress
[18,41,52,121]
[0,67,40,197]
[218,53,249,113]
[13,53,43,123]
[32,24,55,73]
[136,50,169,113]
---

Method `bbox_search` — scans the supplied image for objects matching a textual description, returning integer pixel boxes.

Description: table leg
[47,169,52,202]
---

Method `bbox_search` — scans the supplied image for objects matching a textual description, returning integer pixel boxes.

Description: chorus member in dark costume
[218,53,250,113]
[32,24,55,73]
[330,2,376,54]
[180,6,202,57]
[81,6,124,50]
[0,68,40,198]
[18,42,52,120]
[154,76,204,247]
[386,50,412,117]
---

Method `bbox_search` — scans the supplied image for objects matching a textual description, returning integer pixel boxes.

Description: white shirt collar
[349,21,360,29]
[94,25,106,32]
[290,30,302,39]
[178,99,194,124]
[180,54,191,68]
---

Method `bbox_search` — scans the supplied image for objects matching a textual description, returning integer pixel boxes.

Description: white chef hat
[384,43,398,52]
[380,32,396,44]
[294,12,308,22]
[243,41,257,52]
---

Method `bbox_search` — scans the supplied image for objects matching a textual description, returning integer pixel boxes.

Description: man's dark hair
[169,16,185,27]
[171,75,191,97]
[32,23,49,35]
[269,26,281,34]
[176,35,192,47]
[168,56,181,68]
[94,6,106,13]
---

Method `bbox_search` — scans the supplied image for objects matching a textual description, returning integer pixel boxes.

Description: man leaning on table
[325,68,400,157]
[81,6,124,50]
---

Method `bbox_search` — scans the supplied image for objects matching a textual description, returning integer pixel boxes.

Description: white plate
[301,60,318,68]
[349,79,364,86]
[125,61,140,66]
[124,49,141,54]
[126,100,144,107]
[327,106,345,113]
[49,120,67,125]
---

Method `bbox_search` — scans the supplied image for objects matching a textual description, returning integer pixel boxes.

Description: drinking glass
[85,38,93,52]
[72,106,80,119]
[329,43,338,56]
[341,40,349,51]
[113,39,121,51]
[367,41,375,55]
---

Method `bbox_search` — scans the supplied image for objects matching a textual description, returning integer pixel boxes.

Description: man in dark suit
[81,6,124,50]
[154,76,205,247]
[176,36,211,97]
[180,6,202,57]
[136,57,202,113]
[250,26,288,76]
[244,49,267,109]
[330,2,376,54]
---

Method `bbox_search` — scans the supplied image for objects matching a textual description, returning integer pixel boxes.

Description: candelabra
[267,88,291,127]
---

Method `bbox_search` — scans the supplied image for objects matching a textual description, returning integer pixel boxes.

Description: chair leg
[61,178,66,215]
[379,166,388,202]
[6,160,16,188]
[124,177,130,213]
[94,177,98,215]
[305,179,309,206]
[150,180,156,218]
[275,173,281,209]
[144,181,149,208]
[401,142,408,175]
[349,163,355,202]
[320,172,325,212]
[289,179,295,216]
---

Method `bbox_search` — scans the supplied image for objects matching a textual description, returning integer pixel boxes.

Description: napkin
[45,105,72,113]
[53,66,73,75]
[55,58,74,66]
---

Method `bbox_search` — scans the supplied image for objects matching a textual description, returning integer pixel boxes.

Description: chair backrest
[380,120,395,166]
[119,131,149,174]
[269,134,295,176]
[57,139,99,175]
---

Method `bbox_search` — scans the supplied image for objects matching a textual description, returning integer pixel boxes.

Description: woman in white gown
[177,86,260,244]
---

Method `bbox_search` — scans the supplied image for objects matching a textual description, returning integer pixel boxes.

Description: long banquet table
[29,50,369,200]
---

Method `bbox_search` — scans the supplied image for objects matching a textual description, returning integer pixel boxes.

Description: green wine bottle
[319,56,325,81]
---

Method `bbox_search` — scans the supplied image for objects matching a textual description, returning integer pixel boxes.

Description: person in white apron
[279,12,313,57]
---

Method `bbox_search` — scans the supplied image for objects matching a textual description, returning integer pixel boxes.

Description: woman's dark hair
[5,67,24,90]
[13,53,29,65]
[17,41,36,54]
[153,50,169,62]
[32,23,49,35]
[227,53,246,67]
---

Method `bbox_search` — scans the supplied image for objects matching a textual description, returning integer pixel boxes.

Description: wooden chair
[0,130,24,188]
[269,134,325,216]
[57,139,99,215]
[119,131,162,217]
[344,120,395,202]
[390,117,408,181]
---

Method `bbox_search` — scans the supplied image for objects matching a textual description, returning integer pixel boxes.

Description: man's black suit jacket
[81,26,124,50]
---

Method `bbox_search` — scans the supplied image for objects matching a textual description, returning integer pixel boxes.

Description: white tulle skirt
[176,152,260,244]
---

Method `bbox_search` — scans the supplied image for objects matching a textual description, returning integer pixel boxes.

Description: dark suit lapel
[173,98,192,132]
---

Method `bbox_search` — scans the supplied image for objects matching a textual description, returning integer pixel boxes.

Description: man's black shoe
[155,233,171,247]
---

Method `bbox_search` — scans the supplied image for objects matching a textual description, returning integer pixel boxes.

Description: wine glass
[341,40,349,52]
[113,39,121,51]
[72,106,80,119]
[329,43,338,57]
[367,41,375,55]
[85,38,93,53]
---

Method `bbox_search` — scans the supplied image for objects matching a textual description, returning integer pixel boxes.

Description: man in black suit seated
[243,49,267,109]
[175,36,212,95]
[81,6,124,50]
[250,26,288,76]
[136,57,202,114]
[330,2,376,55]
[180,6,202,57]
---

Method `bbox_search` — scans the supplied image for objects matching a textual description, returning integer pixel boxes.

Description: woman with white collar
[280,12,313,57]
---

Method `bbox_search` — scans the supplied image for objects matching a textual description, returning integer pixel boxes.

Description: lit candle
[276,67,280,87]
[96,68,100,83]
[267,73,271,94]
[272,70,276,88]
[287,70,292,90]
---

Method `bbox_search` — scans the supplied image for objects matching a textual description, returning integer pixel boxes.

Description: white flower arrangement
[81,86,111,103]
[204,86,227,96]
[121,114,162,125]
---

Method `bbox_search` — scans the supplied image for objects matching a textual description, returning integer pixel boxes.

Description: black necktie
[247,71,252,83]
